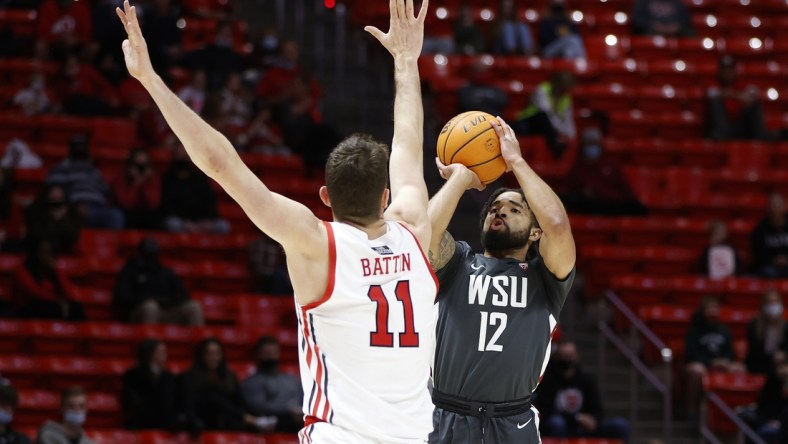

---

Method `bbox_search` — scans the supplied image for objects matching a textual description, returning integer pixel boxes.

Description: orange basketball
[436,111,506,185]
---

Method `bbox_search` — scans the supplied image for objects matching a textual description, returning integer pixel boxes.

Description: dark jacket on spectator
[47,159,111,206]
[746,317,788,374]
[113,255,190,318]
[750,217,788,271]
[685,311,735,366]
[122,354,177,429]
[535,362,605,426]
[161,162,220,222]
[179,365,247,431]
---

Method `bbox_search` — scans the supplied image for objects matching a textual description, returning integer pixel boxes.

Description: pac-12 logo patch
[519,263,529,270]
[371,245,394,255]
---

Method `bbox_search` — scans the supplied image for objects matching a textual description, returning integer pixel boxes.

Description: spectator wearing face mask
[683,297,745,421]
[242,336,303,432]
[0,384,31,444]
[35,386,94,444]
[538,0,586,60]
[562,128,647,216]
[113,237,203,325]
[535,342,629,441]
[699,220,740,280]
[746,290,788,375]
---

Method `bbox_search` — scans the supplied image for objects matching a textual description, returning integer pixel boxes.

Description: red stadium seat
[0,9,37,37]
[707,373,765,434]
[202,432,266,444]
[88,430,139,444]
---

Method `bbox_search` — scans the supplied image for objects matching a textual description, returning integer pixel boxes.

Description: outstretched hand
[435,158,485,191]
[365,0,428,59]
[116,0,156,84]
[492,117,524,171]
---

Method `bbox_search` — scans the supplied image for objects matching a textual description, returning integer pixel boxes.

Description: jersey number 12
[478,311,507,352]
[368,280,419,348]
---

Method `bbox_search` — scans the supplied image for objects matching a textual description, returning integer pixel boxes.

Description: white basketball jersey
[295,221,438,444]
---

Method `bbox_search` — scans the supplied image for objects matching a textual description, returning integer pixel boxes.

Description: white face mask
[765,303,783,318]
[63,410,86,426]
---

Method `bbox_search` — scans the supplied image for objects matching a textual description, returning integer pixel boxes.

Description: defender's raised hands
[116,0,156,84]
[365,0,429,59]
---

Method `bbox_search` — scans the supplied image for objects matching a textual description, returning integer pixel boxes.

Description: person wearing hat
[113,237,204,325]
[706,55,771,141]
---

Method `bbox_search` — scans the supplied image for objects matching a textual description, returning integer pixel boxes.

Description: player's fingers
[395,0,406,20]
[405,0,414,19]
[130,5,141,30]
[389,0,399,20]
[491,118,505,138]
[115,7,128,30]
[417,0,429,22]
[364,26,386,43]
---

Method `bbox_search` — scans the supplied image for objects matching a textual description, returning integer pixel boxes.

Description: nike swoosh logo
[517,418,532,429]
[470,264,483,271]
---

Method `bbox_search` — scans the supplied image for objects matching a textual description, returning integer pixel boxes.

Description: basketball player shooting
[117,0,437,442]
[427,118,576,444]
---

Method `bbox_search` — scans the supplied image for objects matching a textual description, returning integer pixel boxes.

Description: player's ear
[529,227,543,242]
[381,188,390,209]
[319,186,332,208]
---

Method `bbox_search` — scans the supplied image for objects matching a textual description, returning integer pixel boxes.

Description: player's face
[481,192,535,251]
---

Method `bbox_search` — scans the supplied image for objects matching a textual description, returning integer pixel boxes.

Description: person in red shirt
[706,55,771,141]
[255,41,321,105]
[36,0,93,55]
[563,127,647,216]
[111,149,161,229]
[14,240,84,321]
[53,54,119,116]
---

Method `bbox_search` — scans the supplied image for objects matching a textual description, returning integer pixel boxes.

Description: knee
[605,417,630,439]
[165,217,185,232]
[685,362,707,380]
[134,299,161,323]
[182,300,204,326]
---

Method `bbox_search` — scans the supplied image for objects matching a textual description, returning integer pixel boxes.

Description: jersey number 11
[367,280,419,348]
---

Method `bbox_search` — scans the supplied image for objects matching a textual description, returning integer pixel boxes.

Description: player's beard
[481,224,530,252]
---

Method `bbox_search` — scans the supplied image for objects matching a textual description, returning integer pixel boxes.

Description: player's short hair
[60,386,86,406]
[325,134,390,225]
[0,384,19,407]
[478,188,539,230]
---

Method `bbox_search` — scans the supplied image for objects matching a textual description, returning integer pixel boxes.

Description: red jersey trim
[397,222,440,297]
[302,221,336,311]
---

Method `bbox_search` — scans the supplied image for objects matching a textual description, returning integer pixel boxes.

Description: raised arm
[115,1,323,254]
[427,159,484,270]
[366,0,431,246]
[493,118,575,279]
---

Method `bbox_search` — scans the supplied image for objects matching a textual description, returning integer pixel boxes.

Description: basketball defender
[427,118,576,444]
[116,1,436,442]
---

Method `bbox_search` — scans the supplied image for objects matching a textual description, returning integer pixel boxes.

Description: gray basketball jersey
[433,241,575,402]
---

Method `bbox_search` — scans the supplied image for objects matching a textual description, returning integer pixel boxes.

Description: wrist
[139,73,162,90]
[394,55,419,68]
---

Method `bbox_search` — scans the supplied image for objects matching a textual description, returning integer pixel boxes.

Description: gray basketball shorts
[428,406,541,444]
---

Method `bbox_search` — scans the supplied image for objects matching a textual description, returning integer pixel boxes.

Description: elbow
[540,214,571,237]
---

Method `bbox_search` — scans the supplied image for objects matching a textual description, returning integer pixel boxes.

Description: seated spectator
[631,0,694,37]
[0,384,31,444]
[453,5,485,55]
[180,339,275,432]
[46,135,124,230]
[256,41,321,106]
[35,386,94,444]
[277,73,341,174]
[754,361,788,443]
[35,0,93,57]
[113,237,204,326]
[746,290,788,375]
[492,0,534,55]
[14,240,84,321]
[539,0,586,60]
[536,342,629,441]
[751,192,788,278]
[122,340,177,429]
[220,73,253,128]
[24,184,81,256]
[242,336,303,432]
[185,21,243,91]
[563,128,647,216]
[161,146,229,234]
[238,103,291,155]
[52,55,119,117]
[247,236,292,295]
[514,71,576,159]
[177,70,207,115]
[706,56,771,141]
[3,139,43,170]
[141,0,183,74]
[457,61,509,117]
[13,73,51,116]
[699,220,740,280]
[110,149,161,230]
[683,297,745,420]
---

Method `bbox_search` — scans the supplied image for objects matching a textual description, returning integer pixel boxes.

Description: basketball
[436,111,507,185]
